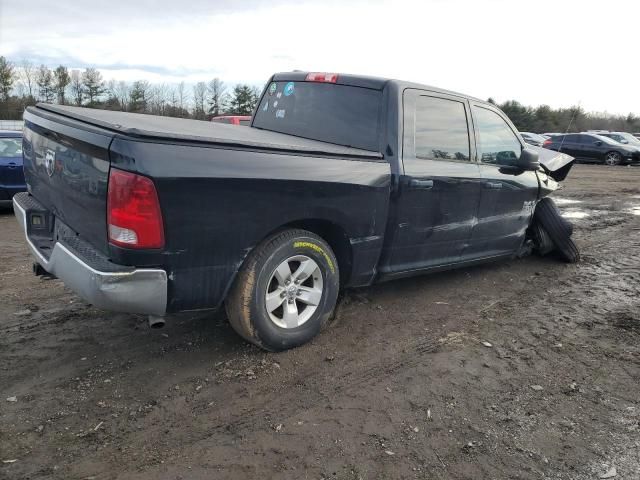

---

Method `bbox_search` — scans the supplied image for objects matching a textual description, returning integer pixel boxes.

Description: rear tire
[533,198,580,263]
[226,229,340,351]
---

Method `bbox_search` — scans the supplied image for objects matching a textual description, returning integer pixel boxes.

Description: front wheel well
[278,219,353,286]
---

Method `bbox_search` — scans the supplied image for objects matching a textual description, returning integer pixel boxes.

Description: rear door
[467,104,539,257]
[383,89,482,273]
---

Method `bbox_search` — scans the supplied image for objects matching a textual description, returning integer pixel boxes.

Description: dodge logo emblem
[45,149,55,177]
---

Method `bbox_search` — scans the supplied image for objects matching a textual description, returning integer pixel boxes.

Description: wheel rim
[265,255,324,329]
[605,152,620,165]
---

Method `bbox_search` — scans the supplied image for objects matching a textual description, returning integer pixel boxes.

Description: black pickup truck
[14,71,577,351]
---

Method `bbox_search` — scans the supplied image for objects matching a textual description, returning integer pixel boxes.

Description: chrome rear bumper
[13,193,167,316]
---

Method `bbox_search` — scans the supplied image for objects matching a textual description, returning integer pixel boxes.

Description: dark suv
[543,133,640,165]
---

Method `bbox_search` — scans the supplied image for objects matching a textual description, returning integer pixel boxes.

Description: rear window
[253,81,382,151]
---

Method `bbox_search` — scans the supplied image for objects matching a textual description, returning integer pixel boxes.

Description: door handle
[409,179,434,189]
[485,182,503,189]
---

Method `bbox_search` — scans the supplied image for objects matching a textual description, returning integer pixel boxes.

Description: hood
[529,145,574,182]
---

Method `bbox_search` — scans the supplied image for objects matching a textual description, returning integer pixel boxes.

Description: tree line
[0,57,260,121]
[1,56,639,133]
[489,98,640,134]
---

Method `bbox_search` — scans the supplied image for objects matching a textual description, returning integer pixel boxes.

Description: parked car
[0,130,26,208]
[543,133,640,165]
[598,131,640,148]
[14,71,577,351]
[520,132,547,147]
[211,115,252,126]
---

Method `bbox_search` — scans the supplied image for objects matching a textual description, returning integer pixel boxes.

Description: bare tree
[70,70,84,105]
[177,81,187,114]
[114,81,130,111]
[19,60,36,100]
[192,82,207,120]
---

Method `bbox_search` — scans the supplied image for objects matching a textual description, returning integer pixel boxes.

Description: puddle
[553,197,582,205]
[562,210,590,219]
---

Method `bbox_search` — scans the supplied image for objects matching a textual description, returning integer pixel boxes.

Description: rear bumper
[13,193,168,316]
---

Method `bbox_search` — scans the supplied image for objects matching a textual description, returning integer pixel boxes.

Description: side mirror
[517,148,540,171]
[594,140,603,146]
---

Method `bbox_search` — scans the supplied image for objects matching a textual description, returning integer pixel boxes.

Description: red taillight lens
[543,139,552,147]
[305,72,338,83]
[107,169,164,249]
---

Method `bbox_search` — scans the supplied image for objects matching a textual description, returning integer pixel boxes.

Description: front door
[467,104,540,258]
[382,90,482,274]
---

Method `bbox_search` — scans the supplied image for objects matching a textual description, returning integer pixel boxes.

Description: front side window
[413,96,470,161]
[473,106,522,166]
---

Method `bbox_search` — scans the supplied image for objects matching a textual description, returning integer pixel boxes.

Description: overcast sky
[0,0,637,114]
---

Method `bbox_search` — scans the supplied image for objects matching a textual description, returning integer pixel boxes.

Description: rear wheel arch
[266,219,353,287]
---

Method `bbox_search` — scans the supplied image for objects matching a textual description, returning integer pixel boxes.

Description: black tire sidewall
[249,233,339,350]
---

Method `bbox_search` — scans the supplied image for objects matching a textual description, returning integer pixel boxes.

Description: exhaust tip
[148,315,166,329]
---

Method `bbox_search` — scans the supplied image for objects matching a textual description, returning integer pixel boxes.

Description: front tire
[226,229,340,351]
[533,198,580,263]
[604,151,622,166]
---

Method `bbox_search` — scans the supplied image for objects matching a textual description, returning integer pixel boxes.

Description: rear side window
[473,106,522,166]
[413,96,470,161]
[253,81,381,151]
[0,137,22,158]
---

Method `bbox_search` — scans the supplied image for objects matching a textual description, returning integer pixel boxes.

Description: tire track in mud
[159,216,640,477]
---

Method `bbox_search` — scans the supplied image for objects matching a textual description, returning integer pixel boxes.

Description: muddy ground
[1,164,639,480]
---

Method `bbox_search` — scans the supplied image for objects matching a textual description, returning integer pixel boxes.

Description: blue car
[0,130,25,207]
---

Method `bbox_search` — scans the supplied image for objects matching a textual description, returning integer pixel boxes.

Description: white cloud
[1,0,637,114]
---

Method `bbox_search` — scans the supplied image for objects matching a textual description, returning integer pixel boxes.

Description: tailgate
[23,107,115,255]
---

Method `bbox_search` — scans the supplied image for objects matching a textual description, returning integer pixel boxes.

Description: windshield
[522,132,546,143]
[253,80,382,151]
[593,134,619,145]
[617,132,640,145]
[0,137,22,158]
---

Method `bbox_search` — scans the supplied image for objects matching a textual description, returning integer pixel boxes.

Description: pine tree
[53,65,71,104]
[0,56,15,101]
[207,78,227,117]
[36,65,55,103]
[228,84,257,115]
[82,68,105,105]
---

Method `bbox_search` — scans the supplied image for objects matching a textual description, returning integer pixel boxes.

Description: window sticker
[276,91,282,99]
[273,100,278,108]
[268,82,277,95]
[276,109,286,119]
[262,101,269,111]
[283,82,295,96]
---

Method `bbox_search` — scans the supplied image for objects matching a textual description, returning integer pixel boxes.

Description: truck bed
[36,104,382,159]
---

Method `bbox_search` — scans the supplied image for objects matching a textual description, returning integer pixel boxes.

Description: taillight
[305,72,338,83]
[107,169,164,249]
[543,139,552,147]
